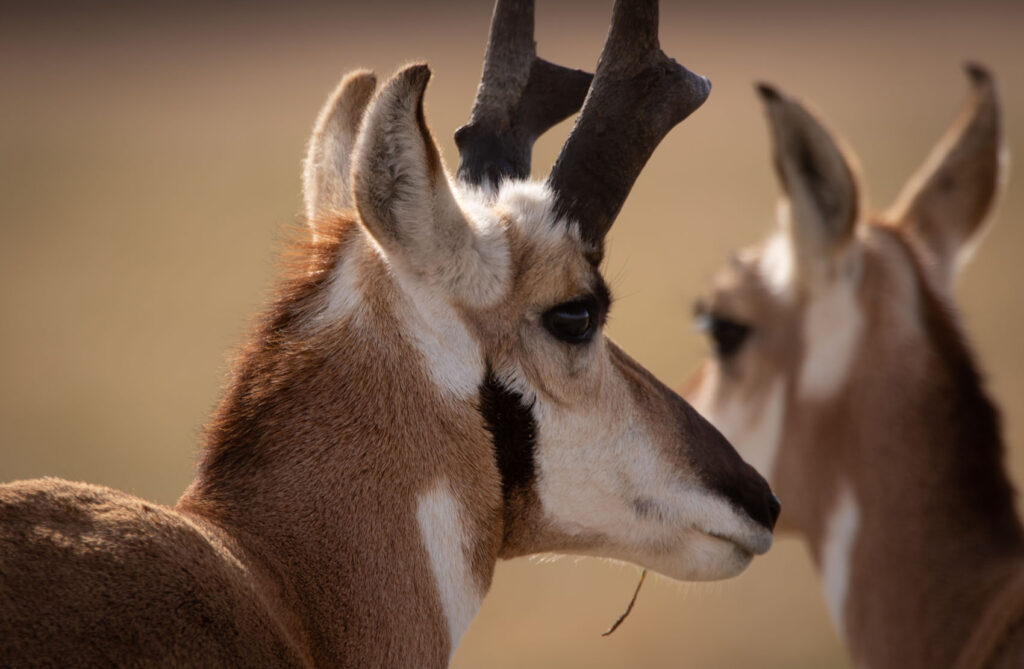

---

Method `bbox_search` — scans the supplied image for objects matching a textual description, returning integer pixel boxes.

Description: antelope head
[686,65,1007,536]
[296,0,777,588]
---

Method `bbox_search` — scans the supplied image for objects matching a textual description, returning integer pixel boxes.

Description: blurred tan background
[2,1,1022,666]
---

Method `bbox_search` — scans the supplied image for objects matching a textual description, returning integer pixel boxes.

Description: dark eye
[695,305,751,359]
[543,300,594,343]
[708,316,750,358]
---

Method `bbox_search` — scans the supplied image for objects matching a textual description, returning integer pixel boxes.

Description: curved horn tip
[394,62,433,94]
[694,73,712,102]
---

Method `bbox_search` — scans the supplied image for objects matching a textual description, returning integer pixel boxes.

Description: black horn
[547,0,711,254]
[455,0,593,189]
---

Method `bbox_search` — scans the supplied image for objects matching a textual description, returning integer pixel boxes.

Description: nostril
[767,493,782,529]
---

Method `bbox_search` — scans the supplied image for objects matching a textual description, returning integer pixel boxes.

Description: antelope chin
[705,525,774,558]
[633,525,772,583]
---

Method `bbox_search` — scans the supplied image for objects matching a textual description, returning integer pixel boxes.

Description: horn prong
[547,0,711,253]
[455,0,592,189]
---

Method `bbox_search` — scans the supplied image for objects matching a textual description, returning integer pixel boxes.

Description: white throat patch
[416,479,483,658]
[820,482,860,641]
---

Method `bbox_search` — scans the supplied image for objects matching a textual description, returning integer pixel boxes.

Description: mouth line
[703,529,765,557]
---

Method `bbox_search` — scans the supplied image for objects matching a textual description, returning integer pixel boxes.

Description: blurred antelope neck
[807,262,1024,668]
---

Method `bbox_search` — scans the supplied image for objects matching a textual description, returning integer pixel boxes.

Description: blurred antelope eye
[708,316,750,358]
[543,301,594,343]
[694,306,751,359]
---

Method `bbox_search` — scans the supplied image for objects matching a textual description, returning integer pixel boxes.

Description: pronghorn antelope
[0,1,779,665]
[686,65,1023,668]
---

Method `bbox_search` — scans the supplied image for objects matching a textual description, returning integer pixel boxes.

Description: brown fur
[1,479,310,665]
[179,216,504,666]
[2,214,501,666]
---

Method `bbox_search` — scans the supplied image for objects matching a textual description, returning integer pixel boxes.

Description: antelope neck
[177,236,504,666]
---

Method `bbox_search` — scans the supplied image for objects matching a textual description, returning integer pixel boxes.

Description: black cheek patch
[479,369,537,503]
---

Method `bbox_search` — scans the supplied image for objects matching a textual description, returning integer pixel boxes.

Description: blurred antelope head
[686,66,1024,667]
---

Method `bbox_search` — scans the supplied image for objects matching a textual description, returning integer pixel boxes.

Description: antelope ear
[303,70,378,223]
[886,64,1005,285]
[758,84,861,282]
[352,64,508,305]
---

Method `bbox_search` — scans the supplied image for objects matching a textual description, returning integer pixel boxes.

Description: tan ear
[302,69,378,223]
[757,84,861,282]
[886,64,1005,283]
[351,64,508,305]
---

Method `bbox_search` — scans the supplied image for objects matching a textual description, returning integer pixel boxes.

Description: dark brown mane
[889,226,1019,535]
[189,213,360,503]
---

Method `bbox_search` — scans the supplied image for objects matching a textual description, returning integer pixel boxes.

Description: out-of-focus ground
[2,2,1022,666]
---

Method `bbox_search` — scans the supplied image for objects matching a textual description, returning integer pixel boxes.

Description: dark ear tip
[398,62,433,91]
[964,62,993,87]
[755,82,781,102]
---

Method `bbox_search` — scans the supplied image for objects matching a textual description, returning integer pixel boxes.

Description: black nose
[688,416,782,533]
[725,481,780,532]
[707,466,780,532]
[694,422,781,532]
[768,493,781,530]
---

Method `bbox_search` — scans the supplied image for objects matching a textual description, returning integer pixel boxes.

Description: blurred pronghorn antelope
[686,66,1023,668]
[0,1,778,666]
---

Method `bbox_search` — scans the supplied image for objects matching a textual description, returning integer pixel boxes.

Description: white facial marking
[495,180,581,249]
[693,370,786,481]
[820,482,859,640]
[450,187,512,307]
[798,254,864,401]
[315,245,364,325]
[527,362,772,578]
[760,225,797,300]
[416,479,482,658]
[532,393,675,544]
[394,273,484,399]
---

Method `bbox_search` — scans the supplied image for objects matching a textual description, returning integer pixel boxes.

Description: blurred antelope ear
[757,84,861,281]
[352,64,507,305]
[886,64,1005,285]
[303,70,378,223]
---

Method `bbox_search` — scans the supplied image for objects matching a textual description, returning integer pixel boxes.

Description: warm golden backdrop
[2,2,1022,667]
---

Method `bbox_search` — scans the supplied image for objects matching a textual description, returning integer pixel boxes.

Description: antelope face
[461,183,778,580]
[686,67,1005,531]
[313,62,778,583]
